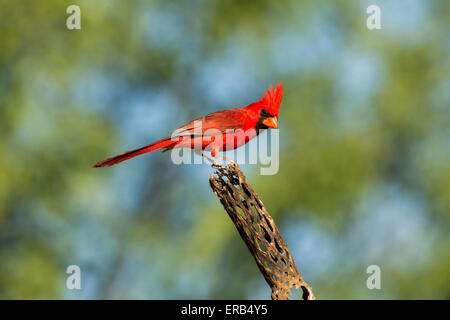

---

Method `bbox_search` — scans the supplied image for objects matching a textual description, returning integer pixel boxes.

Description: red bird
[93,83,283,168]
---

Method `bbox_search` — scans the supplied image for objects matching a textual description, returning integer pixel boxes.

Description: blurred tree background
[0,0,448,299]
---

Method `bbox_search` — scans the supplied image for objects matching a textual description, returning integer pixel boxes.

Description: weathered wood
[209,163,315,300]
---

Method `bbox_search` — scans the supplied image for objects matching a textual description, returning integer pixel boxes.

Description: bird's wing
[172,109,246,137]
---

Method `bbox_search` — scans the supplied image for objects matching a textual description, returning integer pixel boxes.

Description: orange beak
[262,116,278,128]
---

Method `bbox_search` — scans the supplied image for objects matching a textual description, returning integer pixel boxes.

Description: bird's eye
[261,109,268,116]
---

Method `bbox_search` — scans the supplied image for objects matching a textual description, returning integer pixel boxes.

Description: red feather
[258,82,283,116]
[93,82,284,167]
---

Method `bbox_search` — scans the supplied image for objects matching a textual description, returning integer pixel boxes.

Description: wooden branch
[209,163,315,300]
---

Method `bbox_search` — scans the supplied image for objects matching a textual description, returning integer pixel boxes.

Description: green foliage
[0,0,448,299]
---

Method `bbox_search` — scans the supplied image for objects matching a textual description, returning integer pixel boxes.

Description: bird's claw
[212,161,222,169]
[227,160,237,168]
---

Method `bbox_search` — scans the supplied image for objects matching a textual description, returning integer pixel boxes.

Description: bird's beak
[262,116,278,128]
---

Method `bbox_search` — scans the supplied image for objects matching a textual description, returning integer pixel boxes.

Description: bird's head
[249,82,283,130]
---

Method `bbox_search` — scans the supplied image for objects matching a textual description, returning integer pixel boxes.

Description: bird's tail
[92,137,177,167]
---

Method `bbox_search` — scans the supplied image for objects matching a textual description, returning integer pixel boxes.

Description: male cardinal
[93,82,283,168]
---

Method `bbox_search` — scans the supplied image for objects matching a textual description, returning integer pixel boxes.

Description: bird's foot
[212,161,222,169]
[227,160,238,168]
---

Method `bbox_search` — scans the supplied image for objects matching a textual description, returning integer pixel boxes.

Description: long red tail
[93,138,176,167]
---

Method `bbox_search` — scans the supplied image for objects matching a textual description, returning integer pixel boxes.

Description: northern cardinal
[93,82,283,168]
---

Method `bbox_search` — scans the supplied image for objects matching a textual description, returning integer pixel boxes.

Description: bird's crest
[259,82,283,116]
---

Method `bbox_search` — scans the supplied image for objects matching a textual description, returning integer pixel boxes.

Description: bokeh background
[0,0,449,299]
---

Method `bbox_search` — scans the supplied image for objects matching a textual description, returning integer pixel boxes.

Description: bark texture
[209,163,315,300]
